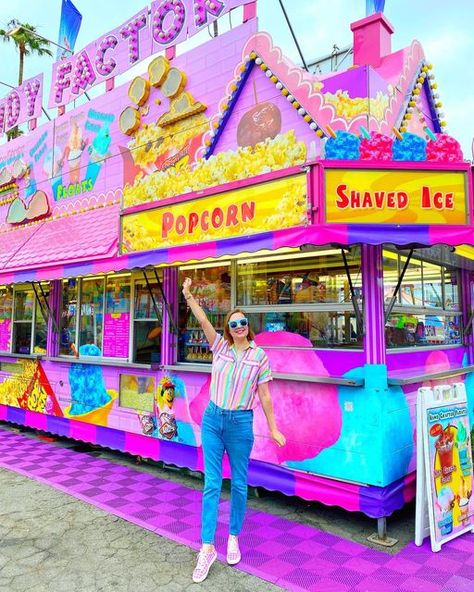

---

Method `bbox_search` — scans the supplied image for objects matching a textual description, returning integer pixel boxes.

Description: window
[383,250,462,348]
[132,274,163,364]
[60,274,132,358]
[236,249,362,349]
[12,284,49,355]
[177,250,362,362]
[0,286,13,351]
[178,264,231,362]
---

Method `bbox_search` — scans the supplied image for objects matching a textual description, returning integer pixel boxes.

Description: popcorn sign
[0,74,43,135]
[49,0,255,108]
[325,168,468,225]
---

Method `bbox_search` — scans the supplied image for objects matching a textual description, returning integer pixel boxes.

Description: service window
[60,274,131,358]
[0,286,13,351]
[12,284,49,355]
[178,264,231,362]
[132,274,163,364]
[384,251,462,348]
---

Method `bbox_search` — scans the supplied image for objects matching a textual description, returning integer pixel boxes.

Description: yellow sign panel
[325,169,467,225]
[121,174,307,253]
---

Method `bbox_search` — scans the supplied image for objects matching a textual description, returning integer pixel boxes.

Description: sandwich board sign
[415,383,474,552]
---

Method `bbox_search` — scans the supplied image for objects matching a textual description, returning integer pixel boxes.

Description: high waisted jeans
[201,401,254,544]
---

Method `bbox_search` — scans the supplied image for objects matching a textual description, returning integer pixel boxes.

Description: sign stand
[415,383,474,552]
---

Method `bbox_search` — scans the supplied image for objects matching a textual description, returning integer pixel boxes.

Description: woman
[182,277,286,583]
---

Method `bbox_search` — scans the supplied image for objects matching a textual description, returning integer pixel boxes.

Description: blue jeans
[201,401,254,544]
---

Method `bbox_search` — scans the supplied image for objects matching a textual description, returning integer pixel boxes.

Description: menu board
[0,319,11,351]
[415,383,474,552]
[102,313,130,358]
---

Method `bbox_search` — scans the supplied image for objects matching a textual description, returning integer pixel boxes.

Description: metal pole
[277,0,309,72]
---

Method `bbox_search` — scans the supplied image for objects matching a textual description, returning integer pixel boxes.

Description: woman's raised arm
[182,277,218,347]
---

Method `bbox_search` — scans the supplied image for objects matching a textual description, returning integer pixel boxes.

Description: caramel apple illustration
[237,80,281,147]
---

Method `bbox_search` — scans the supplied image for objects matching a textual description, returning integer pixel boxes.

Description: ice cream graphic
[436,486,455,535]
[359,128,393,161]
[457,420,472,477]
[85,123,112,186]
[392,132,427,161]
[456,478,472,527]
[67,121,86,184]
[155,376,178,440]
[324,127,360,160]
[426,133,464,162]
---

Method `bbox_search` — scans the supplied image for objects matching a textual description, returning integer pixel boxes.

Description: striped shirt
[210,334,272,410]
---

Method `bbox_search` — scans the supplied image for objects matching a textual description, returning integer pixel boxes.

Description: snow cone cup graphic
[65,390,117,425]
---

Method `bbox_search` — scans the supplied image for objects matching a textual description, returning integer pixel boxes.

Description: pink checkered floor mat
[1,426,473,592]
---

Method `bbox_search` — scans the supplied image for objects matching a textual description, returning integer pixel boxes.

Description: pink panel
[25,410,48,431]
[125,431,161,460]
[70,420,97,443]
[0,404,7,421]
[294,472,361,512]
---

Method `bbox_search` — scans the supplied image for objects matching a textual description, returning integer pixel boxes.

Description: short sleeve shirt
[210,334,272,410]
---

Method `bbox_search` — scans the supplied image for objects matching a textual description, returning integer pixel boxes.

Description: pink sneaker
[227,535,241,565]
[192,549,217,583]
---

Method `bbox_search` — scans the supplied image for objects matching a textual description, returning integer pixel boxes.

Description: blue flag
[57,0,82,60]
[366,0,386,15]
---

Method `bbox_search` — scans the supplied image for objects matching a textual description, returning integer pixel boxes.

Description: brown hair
[223,308,255,345]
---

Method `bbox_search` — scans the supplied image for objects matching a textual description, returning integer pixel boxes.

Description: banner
[366,0,386,15]
[57,0,83,60]
[121,173,308,253]
[415,384,474,552]
[325,168,467,225]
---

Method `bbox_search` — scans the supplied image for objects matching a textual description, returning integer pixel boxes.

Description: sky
[0,0,473,156]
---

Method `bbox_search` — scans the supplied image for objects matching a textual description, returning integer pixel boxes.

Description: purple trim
[362,245,386,364]
[360,472,416,518]
[96,425,126,450]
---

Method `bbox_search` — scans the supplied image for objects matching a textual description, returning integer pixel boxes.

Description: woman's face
[228,312,249,340]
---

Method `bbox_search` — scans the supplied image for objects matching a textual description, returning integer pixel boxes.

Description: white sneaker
[192,549,217,583]
[227,535,241,565]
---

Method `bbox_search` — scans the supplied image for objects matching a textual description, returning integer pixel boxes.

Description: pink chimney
[350,12,395,68]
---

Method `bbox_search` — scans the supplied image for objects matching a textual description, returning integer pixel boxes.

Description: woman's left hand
[271,429,286,447]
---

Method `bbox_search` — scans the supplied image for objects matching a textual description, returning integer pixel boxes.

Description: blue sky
[0,0,473,156]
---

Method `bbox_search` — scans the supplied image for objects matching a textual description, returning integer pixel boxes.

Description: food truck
[0,3,472,533]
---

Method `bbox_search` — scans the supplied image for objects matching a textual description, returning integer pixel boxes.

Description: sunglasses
[228,318,249,329]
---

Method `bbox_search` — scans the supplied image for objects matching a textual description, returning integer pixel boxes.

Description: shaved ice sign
[325,168,467,225]
[415,384,474,552]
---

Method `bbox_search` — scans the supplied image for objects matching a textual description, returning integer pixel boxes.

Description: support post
[46,280,62,357]
[362,244,386,367]
[461,269,473,364]
[161,267,178,366]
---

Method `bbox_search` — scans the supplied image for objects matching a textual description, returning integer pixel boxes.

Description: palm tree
[0,20,53,85]
[0,20,53,140]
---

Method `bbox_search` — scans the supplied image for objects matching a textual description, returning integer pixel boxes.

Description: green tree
[0,21,53,140]
[0,21,53,85]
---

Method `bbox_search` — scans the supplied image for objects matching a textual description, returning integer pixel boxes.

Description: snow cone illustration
[65,343,117,425]
[426,132,463,163]
[392,132,426,161]
[436,487,455,535]
[324,126,360,160]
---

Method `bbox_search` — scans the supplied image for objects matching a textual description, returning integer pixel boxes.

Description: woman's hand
[182,277,192,299]
[271,429,286,447]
